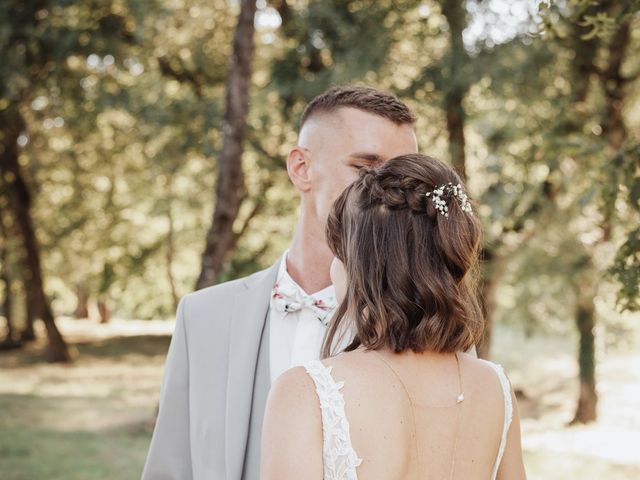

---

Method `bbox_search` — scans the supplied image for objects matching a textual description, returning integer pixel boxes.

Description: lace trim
[486,361,513,480]
[304,359,363,480]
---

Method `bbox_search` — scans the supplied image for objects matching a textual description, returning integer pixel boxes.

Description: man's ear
[286,147,312,192]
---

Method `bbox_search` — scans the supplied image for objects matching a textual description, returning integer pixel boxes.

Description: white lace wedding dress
[303,358,513,480]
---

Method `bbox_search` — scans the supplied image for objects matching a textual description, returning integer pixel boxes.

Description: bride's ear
[287,147,312,193]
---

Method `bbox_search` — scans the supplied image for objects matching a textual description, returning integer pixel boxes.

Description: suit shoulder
[185,265,275,303]
[184,276,247,305]
[178,265,276,325]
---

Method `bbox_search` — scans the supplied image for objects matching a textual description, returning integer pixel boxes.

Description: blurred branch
[157,56,204,98]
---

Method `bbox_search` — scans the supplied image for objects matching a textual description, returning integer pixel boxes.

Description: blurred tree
[539,0,638,425]
[270,0,419,111]
[197,0,258,288]
[0,111,72,361]
[0,202,19,348]
[539,0,640,314]
[1,0,239,326]
[470,0,640,423]
[439,0,470,179]
[402,0,553,359]
[0,0,145,360]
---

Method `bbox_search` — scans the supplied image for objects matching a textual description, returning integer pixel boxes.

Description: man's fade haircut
[299,85,417,130]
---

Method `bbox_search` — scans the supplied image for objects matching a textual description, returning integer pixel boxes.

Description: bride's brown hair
[322,153,484,358]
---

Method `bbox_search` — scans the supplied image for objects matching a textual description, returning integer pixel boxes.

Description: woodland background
[0,0,639,478]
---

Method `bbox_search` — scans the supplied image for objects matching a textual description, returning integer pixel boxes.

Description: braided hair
[323,153,483,357]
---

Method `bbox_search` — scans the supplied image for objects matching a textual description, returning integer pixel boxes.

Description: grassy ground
[0,317,638,479]
[0,319,170,480]
[491,327,640,479]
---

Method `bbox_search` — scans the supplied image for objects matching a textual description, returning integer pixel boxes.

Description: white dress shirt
[269,251,337,383]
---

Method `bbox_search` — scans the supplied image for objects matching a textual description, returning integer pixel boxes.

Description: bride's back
[323,348,507,480]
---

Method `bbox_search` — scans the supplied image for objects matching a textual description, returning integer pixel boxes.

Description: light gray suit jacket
[141,260,280,480]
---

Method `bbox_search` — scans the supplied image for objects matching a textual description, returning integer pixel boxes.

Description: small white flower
[425,182,473,217]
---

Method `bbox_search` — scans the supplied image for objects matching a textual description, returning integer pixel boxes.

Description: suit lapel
[225,260,280,480]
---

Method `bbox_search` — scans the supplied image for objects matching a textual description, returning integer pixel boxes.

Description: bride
[261,153,527,480]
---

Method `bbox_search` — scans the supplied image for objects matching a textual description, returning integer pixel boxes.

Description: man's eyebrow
[348,152,385,164]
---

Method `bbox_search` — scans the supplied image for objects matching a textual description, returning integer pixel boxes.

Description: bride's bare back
[262,348,526,480]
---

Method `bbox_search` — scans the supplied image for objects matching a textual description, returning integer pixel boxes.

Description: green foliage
[270,0,420,112]
[538,0,640,40]
[1,0,638,322]
[607,143,640,311]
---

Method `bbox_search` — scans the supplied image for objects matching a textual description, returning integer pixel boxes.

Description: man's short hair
[300,85,417,130]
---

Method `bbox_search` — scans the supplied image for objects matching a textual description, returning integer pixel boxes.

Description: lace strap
[303,359,363,480]
[485,361,513,480]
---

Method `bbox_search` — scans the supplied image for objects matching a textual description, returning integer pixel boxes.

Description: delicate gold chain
[450,352,463,479]
[372,350,421,478]
[372,350,464,480]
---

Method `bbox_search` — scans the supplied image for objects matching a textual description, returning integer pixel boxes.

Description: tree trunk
[444,93,466,180]
[0,205,17,345]
[20,284,37,341]
[439,0,502,358]
[477,257,498,359]
[597,15,630,242]
[166,181,179,313]
[0,251,14,341]
[74,284,90,319]
[440,0,469,180]
[599,7,630,151]
[196,0,257,289]
[476,245,511,359]
[570,270,598,424]
[0,112,73,362]
[97,295,112,324]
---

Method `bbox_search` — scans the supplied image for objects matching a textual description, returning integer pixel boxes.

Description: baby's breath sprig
[425,182,473,217]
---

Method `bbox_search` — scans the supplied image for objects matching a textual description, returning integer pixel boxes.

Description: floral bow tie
[271,281,337,326]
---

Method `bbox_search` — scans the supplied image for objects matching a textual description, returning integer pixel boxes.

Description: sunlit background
[0,1,639,479]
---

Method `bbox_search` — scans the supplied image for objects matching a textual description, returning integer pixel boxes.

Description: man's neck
[286,220,334,295]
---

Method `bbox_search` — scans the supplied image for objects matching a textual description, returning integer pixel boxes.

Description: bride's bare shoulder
[262,366,324,479]
[458,352,513,396]
[267,365,319,410]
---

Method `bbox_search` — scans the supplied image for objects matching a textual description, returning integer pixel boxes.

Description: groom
[141,86,420,479]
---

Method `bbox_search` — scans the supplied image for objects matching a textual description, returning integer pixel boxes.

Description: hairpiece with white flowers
[424,182,473,217]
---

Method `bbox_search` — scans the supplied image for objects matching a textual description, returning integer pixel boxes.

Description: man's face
[298,107,418,226]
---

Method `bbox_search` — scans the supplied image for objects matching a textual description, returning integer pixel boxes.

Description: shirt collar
[275,249,336,302]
